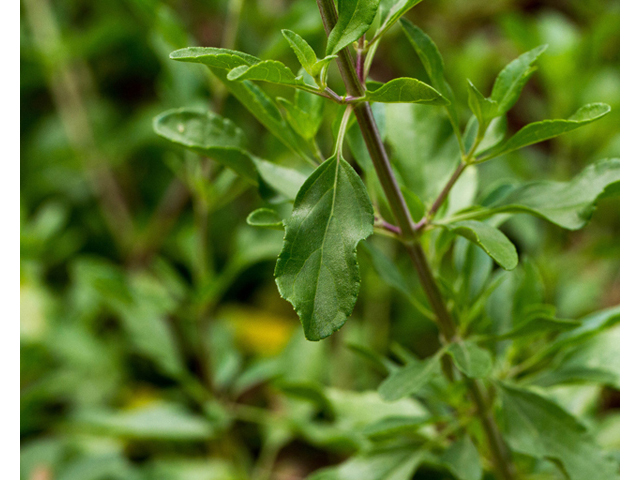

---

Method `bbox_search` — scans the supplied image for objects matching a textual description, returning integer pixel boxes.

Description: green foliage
[21,0,619,479]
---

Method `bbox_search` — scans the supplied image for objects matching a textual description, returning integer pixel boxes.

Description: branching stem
[315,1,516,478]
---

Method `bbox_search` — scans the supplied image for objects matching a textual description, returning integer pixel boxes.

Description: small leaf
[445,220,518,270]
[282,29,317,74]
[227,60,305,87]
[326,0,380,55]
[275,155,374,341]
[312,55,338,77]
[490,45,547,115]
[494,310,580,340]
[478,103,611,161]
[400,19,459,130]
[362,415,430,439]
[467,80,499,128]
[378,351,443,401]
[381,2,423,36]
[246,208,284,230]
[498,383,619,480]
[170,46,260,69]
[447,341,492,379]
[367,78,448,105]
[488,158,619,229]
[440,436,483,480]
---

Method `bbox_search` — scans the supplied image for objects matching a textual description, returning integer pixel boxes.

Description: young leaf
[378,351,443,401]
[227,60,305,87]
[275,155,374,341]
[246,208,284,230]
[282,29,317,74]
[467,80,499,129]
[400,19,459,131]
[381,2,423,37]
[498,383,619,480]
[444,220,518,270]
[326,0,380,55]
[366,77,448,105]
[478,103,611,161]
[447,341,493,379]
[488,158,620,230]
[169,46,260,70]
[490,45,547,116]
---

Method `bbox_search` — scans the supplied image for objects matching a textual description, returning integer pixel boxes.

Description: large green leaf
[478,103,611,161]
[227,60,305,87]
[378,350,443,401]
[498,383,619,480]
[489,45,547,116]
[440,436,483,480]
[170,47,314,163]
[275,155,374,340]
[488,158,620,229]
[400,19,459,132]
[444,220,518,270]
[366,77,448,105]
[326,0,380,55]
[446,341,493,379]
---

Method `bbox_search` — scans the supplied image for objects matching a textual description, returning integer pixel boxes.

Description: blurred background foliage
[21,0,619,479]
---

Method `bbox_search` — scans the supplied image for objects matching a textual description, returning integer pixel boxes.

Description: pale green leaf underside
[446,220,518,270]
[326,0,380,55]
[499,383,619,480]
[367,77,448,105]
[246,208,284,230]
[447,341,493,379]
[490,158,619,230]
[275,155,374,341]
[478,103,611,161]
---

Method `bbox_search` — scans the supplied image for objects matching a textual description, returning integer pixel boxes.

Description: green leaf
[498,383,619,480]
[282,29,317,74]
[490,45,547,116]
[362,415,430,439]
[277,97,320,140]
[308,445,424,480]
[444,220,518,270]
[366,78,448,105]
[381,2,423,36]
[400,19,459,131]
[440,436,483,480]
[275,155,374,341]
[170,48,314,163]
[154,108,259,182]
[494,309,580,340]
[478,103,611,161]
[488,158,620,230]
[326,0,380,55]
[75,402,217,441]
[227,60,305,87]
[550,306,620,351]
[378,350,443,401]
[467,80,499,129]
[246,208,284,230]
[447,341,492,379]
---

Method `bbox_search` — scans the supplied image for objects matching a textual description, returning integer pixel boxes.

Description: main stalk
[315,1,516,478]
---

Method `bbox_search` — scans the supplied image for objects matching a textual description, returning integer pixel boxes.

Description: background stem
[315,1,516,478]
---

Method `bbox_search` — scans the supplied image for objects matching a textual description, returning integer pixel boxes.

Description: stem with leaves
[315,1,516,478]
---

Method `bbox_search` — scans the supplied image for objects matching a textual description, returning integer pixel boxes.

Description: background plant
[21,1,620,479]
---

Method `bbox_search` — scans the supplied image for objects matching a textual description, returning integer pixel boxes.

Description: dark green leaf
[367,78,448,105]
[478,103,611,161]
[498,383,619,480]
[275,155,374,340]
[447,341,492,379]
[246,208,284,229]
[326,0,380,55]
[169,46,260,70]
[445,220,518,270]
[378,351,443,401]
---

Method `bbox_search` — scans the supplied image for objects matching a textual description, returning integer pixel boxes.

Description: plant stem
[428,162,467,219]
[315,1,516,478]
